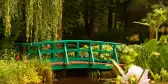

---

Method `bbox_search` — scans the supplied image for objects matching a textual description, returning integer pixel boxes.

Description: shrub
[0,59,53,84]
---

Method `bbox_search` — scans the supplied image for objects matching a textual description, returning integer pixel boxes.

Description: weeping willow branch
[1,0,18,37]
[33,0,42,42]
[2,0,12,37]
[25,0,34,42]
[51,0,62,40]
[1,0,62,42]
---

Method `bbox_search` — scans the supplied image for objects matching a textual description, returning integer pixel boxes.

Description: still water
[55,77,102,84]
[55,69,111,84]
[54,69,168,84]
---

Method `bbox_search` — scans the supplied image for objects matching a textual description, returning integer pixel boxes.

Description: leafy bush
[117,37,168,82]
[30,59,53,83]
[117,44,138,66]
[0,59,53,84]
[0,38,16,60]
[0,49,16,60]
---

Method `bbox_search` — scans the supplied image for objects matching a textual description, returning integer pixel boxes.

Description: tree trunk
[88,1,96,39]
[108,0,113,30]
[124,1,129,30]
[114,12,117,29]
[114,1,117,29]
[84,0,89,38]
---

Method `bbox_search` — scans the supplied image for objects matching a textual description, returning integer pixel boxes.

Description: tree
[0,0,63,42]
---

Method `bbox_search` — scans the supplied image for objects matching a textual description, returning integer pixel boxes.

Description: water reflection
[54,69,113,84]
[55,77,102,84]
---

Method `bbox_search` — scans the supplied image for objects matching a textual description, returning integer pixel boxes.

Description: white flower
[121,65,150,84]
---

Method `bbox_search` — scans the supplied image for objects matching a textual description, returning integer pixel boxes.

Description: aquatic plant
[121,65,150,84]
[109,59,150,84]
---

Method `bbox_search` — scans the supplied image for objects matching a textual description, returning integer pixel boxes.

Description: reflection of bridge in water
[15,40,122,70]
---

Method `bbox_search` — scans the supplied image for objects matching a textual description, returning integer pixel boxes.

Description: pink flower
[121,65,150,84]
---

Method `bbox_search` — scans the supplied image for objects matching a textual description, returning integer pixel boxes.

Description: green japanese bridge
[15,40,122,70]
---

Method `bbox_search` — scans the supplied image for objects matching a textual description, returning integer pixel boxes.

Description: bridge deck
[51,61,111,65]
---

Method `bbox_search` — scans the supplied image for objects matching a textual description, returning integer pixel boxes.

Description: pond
[55,69,112,84]
[55,77,102,84]
[54,69,168,84]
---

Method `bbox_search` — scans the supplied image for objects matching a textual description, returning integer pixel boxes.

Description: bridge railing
[15,40,122,65]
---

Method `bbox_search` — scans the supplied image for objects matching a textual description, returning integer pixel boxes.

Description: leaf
[133,22,150,26]
[160,15,167,22]
[144,39,158,53]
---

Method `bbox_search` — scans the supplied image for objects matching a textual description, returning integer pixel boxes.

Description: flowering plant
[121,65,150,84]
[110,59,150,84]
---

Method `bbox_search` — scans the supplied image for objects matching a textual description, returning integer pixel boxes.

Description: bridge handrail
[15,40,122,64]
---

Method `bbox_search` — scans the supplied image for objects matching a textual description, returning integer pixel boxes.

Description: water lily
[121,65,150,84]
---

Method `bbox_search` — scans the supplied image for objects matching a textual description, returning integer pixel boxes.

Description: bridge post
[113,45,119,63]
[52,42,56,59]
[27,45,31,60]
[99,43,103,55]
[63,42,69,64]
[89,41,94,64]
[37,44,42,60]
[76,42,80,58]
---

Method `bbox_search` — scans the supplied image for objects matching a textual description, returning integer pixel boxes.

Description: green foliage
[29,59,53,83]
[160,68,168,82]
[0,59,53,84]
[153,74,161,82]
[158,35,168,44]
[63,0,84,34]
[0,49,16,60]
[1,0,18,37]
[0,38,16,60]
[66,44,114,60]
[93,45,113,60]
[88,70,101,77]
[144,39,158,53]
[119,37,168,82]
[129,45,149,68]
[80,45,113,60]
[117,44,138,66]
[134,6,168,40]
[1,0,62,41]
[0,60,40,84]
[157,44,168,69]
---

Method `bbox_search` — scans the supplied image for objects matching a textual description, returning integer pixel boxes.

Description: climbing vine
[1,0,62,42]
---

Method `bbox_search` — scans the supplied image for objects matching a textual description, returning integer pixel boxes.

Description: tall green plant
[134,7,167,41]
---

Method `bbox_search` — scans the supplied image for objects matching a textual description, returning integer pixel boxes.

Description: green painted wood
[15,40,122,70]
[15,46,19,53]
[89,41,94,64]
[52,64,112,70]
[76,42,80,57]
[64,42,69,64]
[37,44,42,60]
[27,45,31,60]
[113,45,118,63]
[52,42,56,59]
[50,57,112,63]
